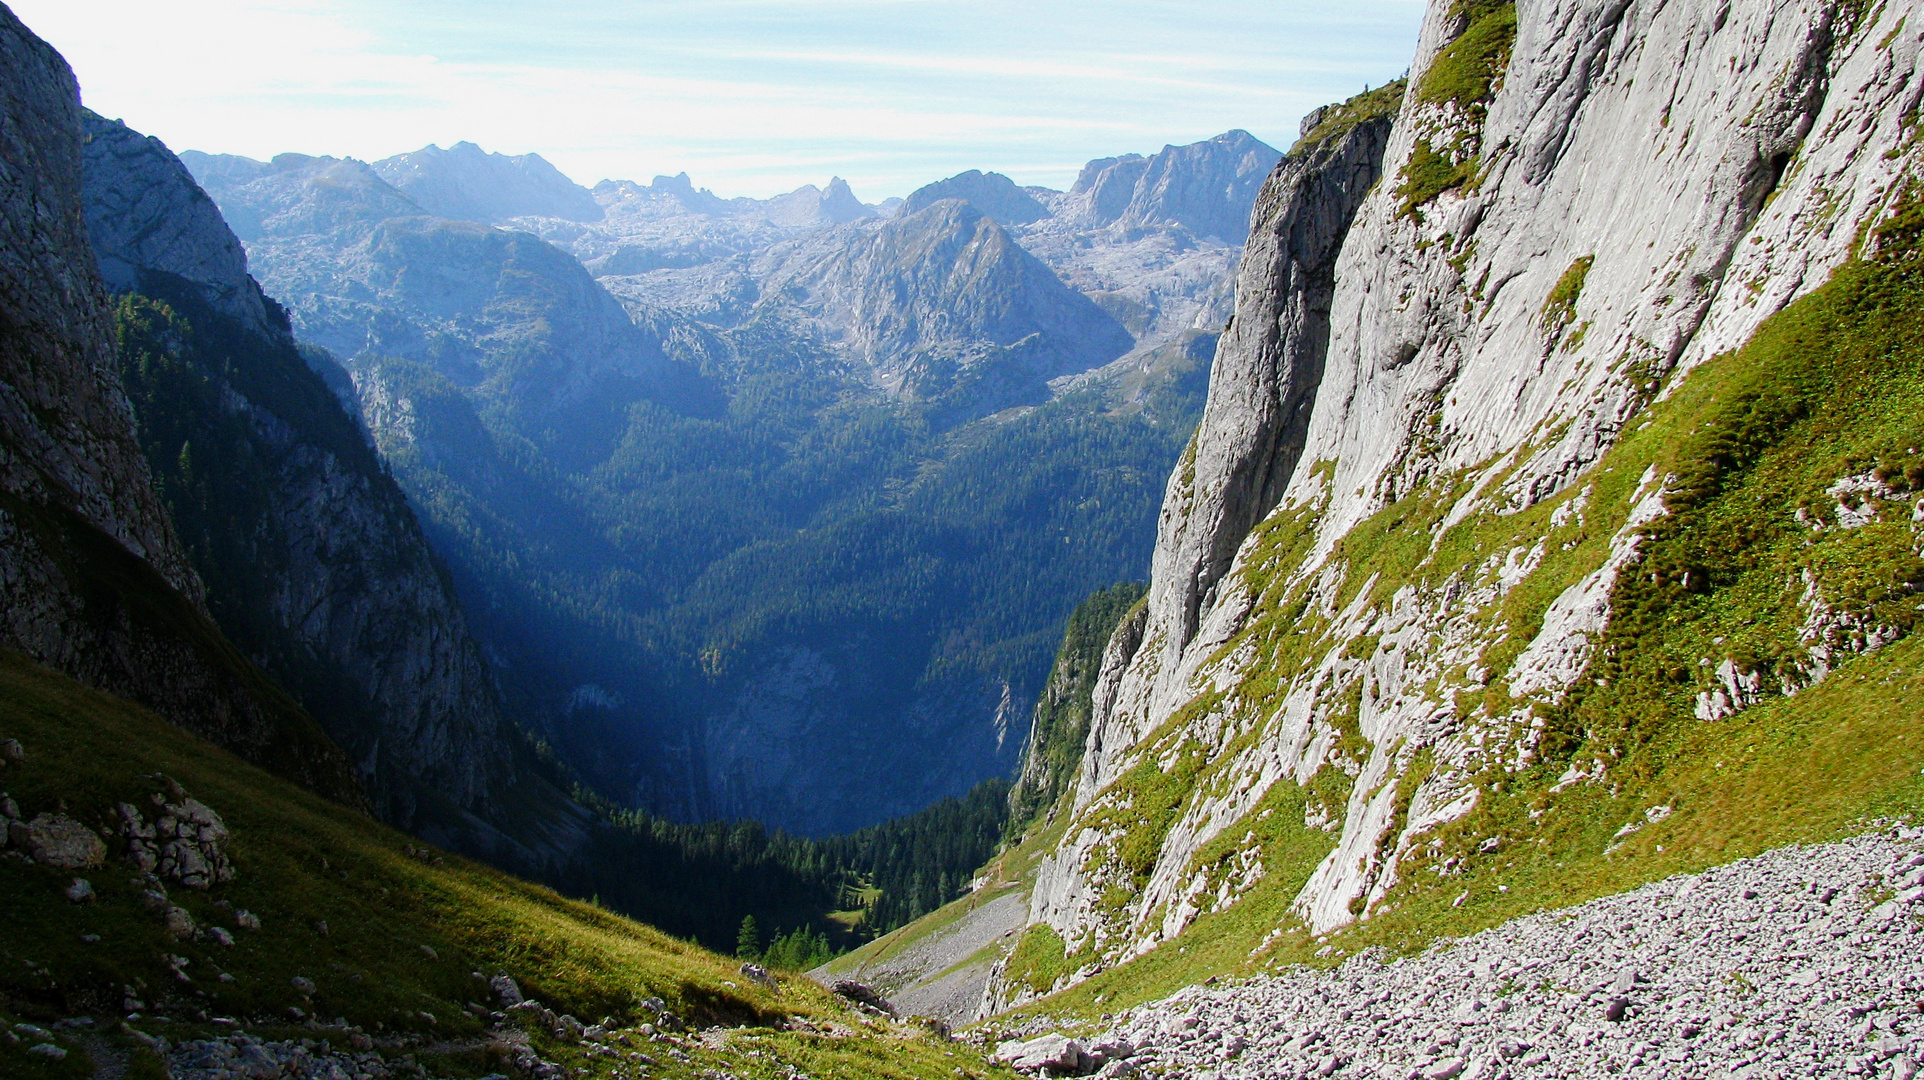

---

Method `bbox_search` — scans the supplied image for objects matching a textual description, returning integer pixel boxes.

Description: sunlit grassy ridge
[0,650,1003,1080]
[983,209,1924,1024]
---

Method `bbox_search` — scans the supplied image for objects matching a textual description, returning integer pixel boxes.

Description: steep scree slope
[1001,0,1924,1008]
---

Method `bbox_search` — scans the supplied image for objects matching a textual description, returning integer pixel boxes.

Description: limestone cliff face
[0,3,361,803]
[78,112,579,860]
[1014,0,1924,996]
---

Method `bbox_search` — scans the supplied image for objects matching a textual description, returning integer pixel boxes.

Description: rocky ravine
[992,826,1924,1080]
[1006,0,1924,999]
[80,112,588,861]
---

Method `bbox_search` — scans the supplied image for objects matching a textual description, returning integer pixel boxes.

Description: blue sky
[17,0,1425,200]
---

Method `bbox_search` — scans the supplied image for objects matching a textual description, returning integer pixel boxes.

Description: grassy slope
[986,210,1924,1025]
[0,650,1003,1080]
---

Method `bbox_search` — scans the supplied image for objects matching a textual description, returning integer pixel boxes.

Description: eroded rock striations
[0,4,360,803]
[1007,0,1924,1004]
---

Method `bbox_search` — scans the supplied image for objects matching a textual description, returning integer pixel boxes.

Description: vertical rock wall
[0,2,364,804]
[1016,0,1924,996]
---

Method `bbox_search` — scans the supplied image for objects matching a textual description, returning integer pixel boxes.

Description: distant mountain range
[174,129,1278,834]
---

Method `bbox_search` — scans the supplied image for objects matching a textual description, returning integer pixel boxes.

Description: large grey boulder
[16,813,104,869]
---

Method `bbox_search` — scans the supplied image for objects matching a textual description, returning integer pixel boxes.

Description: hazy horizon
[16,0,1424,201]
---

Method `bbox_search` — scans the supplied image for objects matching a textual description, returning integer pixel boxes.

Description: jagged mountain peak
[764,175,877,227]
[1062,128,1281,241]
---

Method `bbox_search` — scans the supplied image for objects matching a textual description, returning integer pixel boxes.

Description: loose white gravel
[1079,828,1924,1080]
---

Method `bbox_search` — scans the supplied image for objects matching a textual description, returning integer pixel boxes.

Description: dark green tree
[736,915,761,960]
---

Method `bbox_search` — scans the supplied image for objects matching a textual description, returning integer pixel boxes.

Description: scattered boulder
[290,976,316,995]
[236,909,261,930]
[163,905,195,938]
[739,962,775,988]
[19,812,105,868]
[491,973,524,1006]
[831,980,897,1017]
[206,926,235,946]
[0,738,23,762]
[64,877,94,903]
[996,1033,1094,1074]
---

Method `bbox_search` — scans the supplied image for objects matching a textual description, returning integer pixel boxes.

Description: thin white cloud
[13,0,1421,198]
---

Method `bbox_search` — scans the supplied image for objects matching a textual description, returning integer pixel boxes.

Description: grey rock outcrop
[1012,0,1924,996]
[372,140,603,224]
[82,113,584,860]
[1131,102,1396,691]
[81,112,277,337]
[0,10,197,600]
[15,812,104,869]
[0,3,362,804]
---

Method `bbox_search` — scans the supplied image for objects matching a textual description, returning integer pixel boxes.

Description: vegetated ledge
[0,648,998,1080]
[983,210,1924,1024]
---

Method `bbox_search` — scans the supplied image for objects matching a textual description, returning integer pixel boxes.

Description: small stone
[64,877,95,903]
[1424,1057,1465,1080]
[419,944,438,959]
[163,905,195,938]
[1612,969,1639,994]
[27,1042,66,1059]
[491,973,524,1006]
[739,962,774,987]
[0,739,23,762]
[1893,1055,1919,1080]
[314,919,329,937]
[291,976,316,995]
[1605,996,1630,1022]
[207,926,235,946]
[236,910,261,930]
